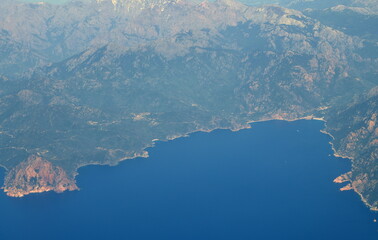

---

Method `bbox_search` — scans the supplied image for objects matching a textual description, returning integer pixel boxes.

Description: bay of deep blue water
[0,120,377,239]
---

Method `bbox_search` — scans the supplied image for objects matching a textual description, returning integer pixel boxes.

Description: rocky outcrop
[3,156,78,197]
[327,94,378,211]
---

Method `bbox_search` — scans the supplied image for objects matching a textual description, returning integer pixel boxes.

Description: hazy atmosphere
[1,0,377,239]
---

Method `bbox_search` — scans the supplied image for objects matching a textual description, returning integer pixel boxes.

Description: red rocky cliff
[3,156,78,197]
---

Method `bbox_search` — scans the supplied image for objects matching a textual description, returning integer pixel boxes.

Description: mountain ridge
[0,0,377,211]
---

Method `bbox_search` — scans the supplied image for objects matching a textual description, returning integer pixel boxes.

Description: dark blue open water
[0,120,377,240]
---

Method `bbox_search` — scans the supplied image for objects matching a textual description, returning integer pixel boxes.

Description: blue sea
[0,120,377,240]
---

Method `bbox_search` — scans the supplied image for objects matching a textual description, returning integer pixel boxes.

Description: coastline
[0,115,376,211]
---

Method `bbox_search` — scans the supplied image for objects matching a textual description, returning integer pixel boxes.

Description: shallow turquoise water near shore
[0,120,377,239]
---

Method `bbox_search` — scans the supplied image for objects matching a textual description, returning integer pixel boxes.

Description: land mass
[4,155,78,197]
[0,0,377,210]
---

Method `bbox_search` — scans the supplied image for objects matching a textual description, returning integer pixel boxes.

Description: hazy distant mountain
[242,0,378,12]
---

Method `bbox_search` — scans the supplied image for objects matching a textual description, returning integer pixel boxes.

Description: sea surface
[0,120,377,240]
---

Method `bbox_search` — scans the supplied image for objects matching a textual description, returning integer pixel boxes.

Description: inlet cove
[0,120,377,240]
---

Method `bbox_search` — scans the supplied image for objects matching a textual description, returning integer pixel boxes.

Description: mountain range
[0,0,377,211]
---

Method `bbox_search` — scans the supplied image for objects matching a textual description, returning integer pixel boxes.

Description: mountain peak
[96,0,182,11]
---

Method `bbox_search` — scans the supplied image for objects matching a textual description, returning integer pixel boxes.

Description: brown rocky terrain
[327,93,378,211]
[3,155,78,197]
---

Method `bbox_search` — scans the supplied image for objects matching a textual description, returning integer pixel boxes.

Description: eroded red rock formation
[3,155,78,197]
